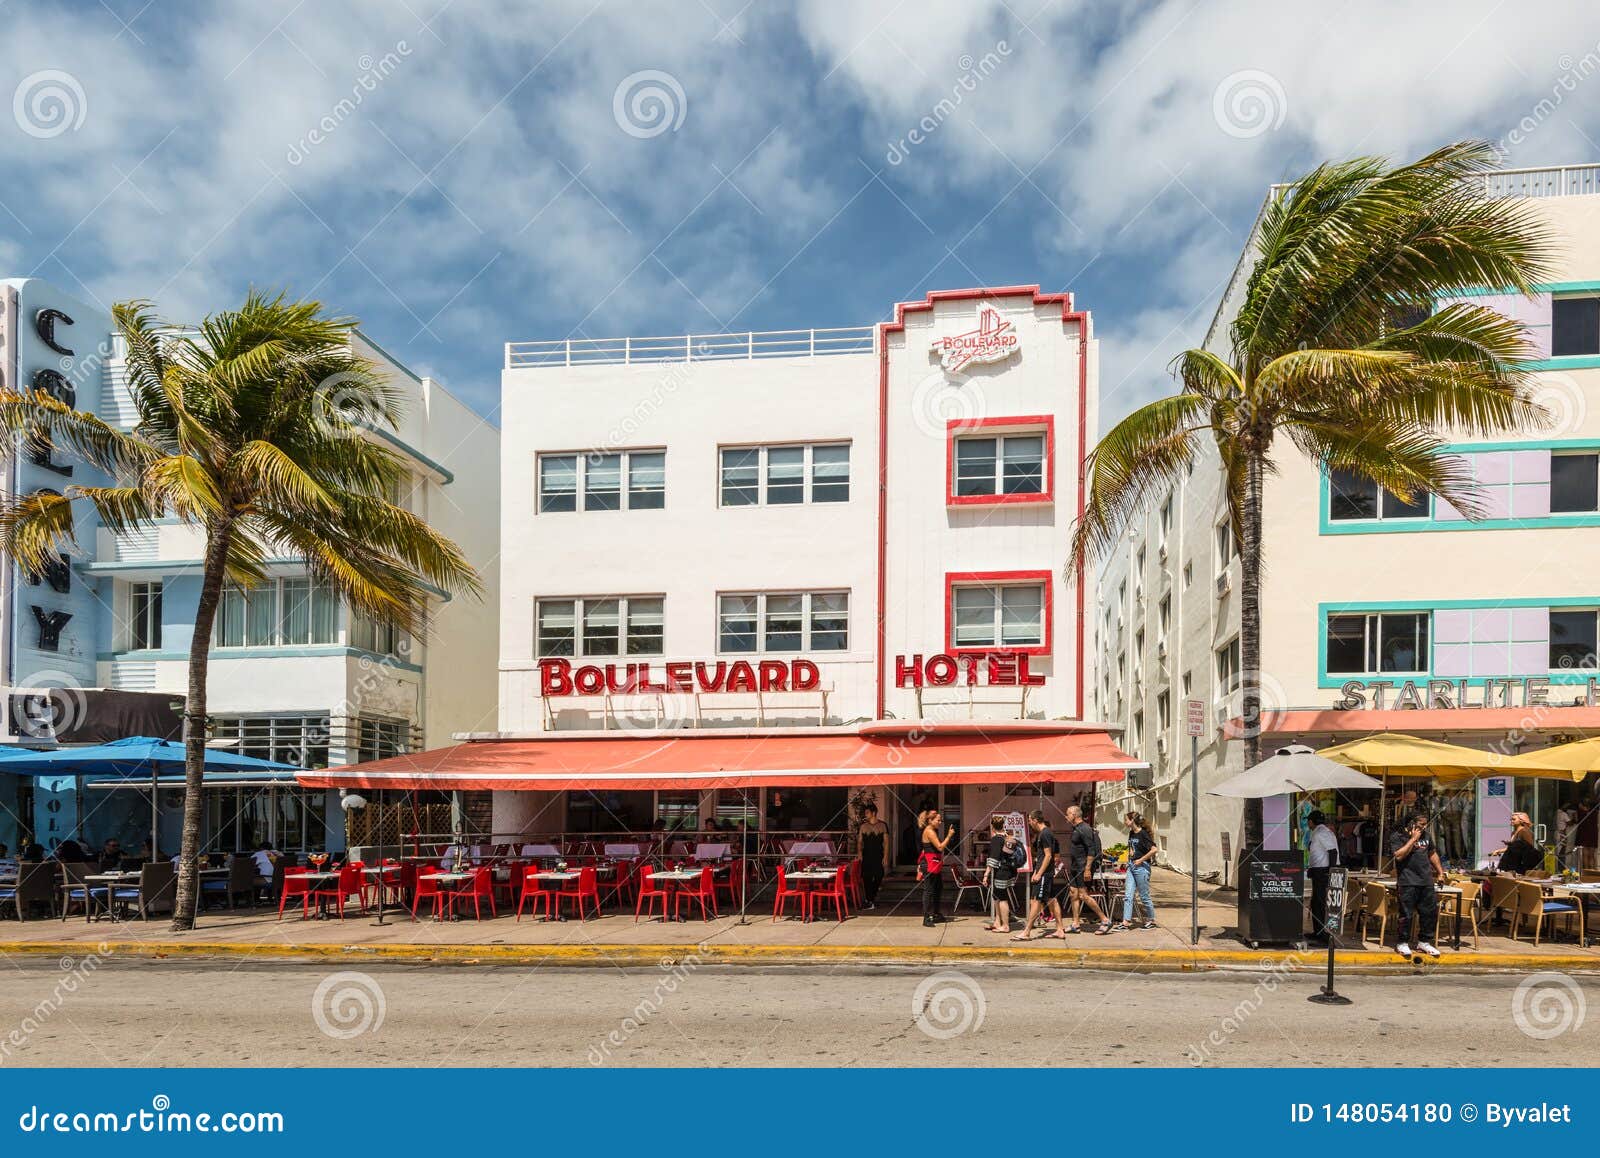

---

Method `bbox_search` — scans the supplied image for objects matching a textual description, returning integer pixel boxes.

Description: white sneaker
[1418,942,1440,958]
[1396,942,1411,957]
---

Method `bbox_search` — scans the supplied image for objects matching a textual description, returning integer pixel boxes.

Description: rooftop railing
[1269,163,1600,200]
[505,326,876,369]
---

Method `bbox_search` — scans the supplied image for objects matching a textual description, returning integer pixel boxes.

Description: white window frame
[214,578,340,649]
[952,431,1046,498]
[536,449,666,513]
[949,581,1046,651]
[718,443,851,507]
[127,580,163,651]
[535,595,666,658]
[716,590,849,654]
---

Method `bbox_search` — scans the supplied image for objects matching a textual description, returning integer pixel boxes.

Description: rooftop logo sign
[934,304,1019,373]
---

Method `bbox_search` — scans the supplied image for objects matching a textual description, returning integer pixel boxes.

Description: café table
[645,868,704,921]
[785,869,839,922]
[418,871,474,921]
[1545,881,1600,947]
[1369,877,1465,950]
[527,870,580,920]
[82,871,139,921]
[361,865,403,906]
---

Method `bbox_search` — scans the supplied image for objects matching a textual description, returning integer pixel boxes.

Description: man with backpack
[1065,805,1112,935]
[981,815,1024,932]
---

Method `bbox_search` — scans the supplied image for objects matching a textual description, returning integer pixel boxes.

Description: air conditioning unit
[1157,639,1169,660]
[1158,542,1169,563]
[1125,767,1154,791]
[1156,736,1169,757]
[1215,570,1232,596]
[1135,585,1145,604]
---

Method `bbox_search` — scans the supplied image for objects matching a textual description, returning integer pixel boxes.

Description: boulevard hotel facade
[306,287,1142,861]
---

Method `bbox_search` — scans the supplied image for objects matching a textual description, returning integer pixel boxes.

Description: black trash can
[1236,849,1306,948]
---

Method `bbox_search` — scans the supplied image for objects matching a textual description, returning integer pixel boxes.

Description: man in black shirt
[982,815,1018,933]
[1065,805,1111,934]
[1389,810,1444,958]
[1013,810,1067,940]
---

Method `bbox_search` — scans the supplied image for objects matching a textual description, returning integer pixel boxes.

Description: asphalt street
[1,959,1596,1067]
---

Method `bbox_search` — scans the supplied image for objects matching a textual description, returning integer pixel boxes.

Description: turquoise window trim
[1442,280,1600,298]
[1315,599,1600,689]
[99,645,423,673]
[1319,438,1600,535]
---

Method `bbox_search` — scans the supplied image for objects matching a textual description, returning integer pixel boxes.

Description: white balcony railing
[1270,163,1600,201]
[505,326,876,369]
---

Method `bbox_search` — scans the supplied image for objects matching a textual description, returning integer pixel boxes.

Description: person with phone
[1389,810,1445,958]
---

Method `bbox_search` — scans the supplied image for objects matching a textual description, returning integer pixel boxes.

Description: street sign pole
[1308,864,1352,1006]
[1184,699,1206,947]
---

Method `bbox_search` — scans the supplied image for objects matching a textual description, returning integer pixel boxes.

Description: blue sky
[8,1,1600,429]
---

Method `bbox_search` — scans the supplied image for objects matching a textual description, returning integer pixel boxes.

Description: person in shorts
[1065,805,1112,934]
[1013,811,1070,940]
[982,815,1018,933]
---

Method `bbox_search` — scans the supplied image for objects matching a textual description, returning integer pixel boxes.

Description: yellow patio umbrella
[1497,736,1600,779]
[1317,732,1579,782]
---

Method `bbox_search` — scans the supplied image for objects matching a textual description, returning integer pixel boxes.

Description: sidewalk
[3,870,1594,973]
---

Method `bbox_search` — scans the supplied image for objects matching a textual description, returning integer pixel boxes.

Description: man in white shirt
[1305,810,1341,944]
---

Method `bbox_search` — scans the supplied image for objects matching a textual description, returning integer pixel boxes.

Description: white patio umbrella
[1208,744,1385,798]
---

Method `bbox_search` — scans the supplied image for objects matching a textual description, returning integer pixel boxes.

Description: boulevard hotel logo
[935,304,1020,373]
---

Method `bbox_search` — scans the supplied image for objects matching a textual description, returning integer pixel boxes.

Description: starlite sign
[1333,677,1599,711]
[934,304,1019,373]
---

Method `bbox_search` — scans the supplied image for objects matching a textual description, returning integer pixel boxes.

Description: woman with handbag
[919,808,957,927]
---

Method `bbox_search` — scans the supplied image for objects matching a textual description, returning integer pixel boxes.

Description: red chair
[555,866,601,921]
[602,861,632,907]
[312,864,363,918]
[674,865,717,921]
[278,866,312,920]
[811,865,851,922]
[847,860,864,908]
[516,867,554,921]
[635,867,670,922]
[451,866,497,920]
[411,872,447,920]
[772,866,810,922]
[713,862,740,910]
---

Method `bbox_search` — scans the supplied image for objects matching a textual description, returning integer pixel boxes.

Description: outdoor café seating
[634,867,670,922]
[0,862,56,920]
[673,864,718,921]
[57,862,100,920]
[311,864,363,918]
[279,866,314,919]
[516,867,555,921]
[554,866,601,921]
[450,866,498,920]
[201,855,259,910]
[771,865,810,921]
[1511,879,1579,945]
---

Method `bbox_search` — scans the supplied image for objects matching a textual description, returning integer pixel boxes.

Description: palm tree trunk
[1239,448,1266,853]
[169,520,233,932]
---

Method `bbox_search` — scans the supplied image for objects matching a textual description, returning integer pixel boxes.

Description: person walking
[1304,809,1340,944]
[1112,812,1158,931]
[1390,810,1444,959]
[918,807,956,927]
[982,815,1019,932]
[857,802,889,910]
[1065,805,1112,935]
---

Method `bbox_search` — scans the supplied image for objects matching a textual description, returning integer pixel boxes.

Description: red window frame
[946,416,1054,506]
[944,570,1053,657]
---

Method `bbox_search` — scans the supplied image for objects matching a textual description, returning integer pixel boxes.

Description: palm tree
[0,291,482,930]
[1070,141,1554,851]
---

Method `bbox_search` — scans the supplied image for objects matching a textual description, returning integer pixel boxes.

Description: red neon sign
[540,658,821,698]
[894,652,1046,689]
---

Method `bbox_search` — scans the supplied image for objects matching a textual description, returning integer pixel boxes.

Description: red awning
[296,723,1141,792]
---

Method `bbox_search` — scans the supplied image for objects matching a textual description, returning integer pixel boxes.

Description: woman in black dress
[857,803,889,910]
[919,809,957,927]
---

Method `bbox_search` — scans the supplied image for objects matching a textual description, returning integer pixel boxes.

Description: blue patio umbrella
[0,736,298,854]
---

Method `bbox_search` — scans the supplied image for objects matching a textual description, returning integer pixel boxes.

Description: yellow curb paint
[0,940,1595,974]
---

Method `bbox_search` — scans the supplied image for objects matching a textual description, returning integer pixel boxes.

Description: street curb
[3,940,1598,974]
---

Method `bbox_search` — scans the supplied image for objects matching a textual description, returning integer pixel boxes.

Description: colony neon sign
[934,304,1019,372]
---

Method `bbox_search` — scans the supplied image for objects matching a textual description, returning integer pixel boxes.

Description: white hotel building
[310,287,1143,858]
[0,278,500,855]
[1096,164,1600,878]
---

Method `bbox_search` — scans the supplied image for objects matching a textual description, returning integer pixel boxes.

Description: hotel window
[1159,495,1173,542]
[1215,638,1241,701]
[1132,711,1144,755]
[951,582,1044,650]
[215,579,337,648]
[1157,691,1171,732]
[1553,297,1600,357]
[953,433,1044,497]
[1550,610,1599,672]
[128,581,162,650]
[1215,520,1238,569]
[537,597,665,657]
[537,450,665,513]
[1158,594,1171,637]
[1326,612,1429,675]
[717,591,848,653]
[211,715,331,769]
[1327,467,1428,521]
[351,613,407,659]
[1551,452,1599,513]
[359,716,412,763]
[718,444,850,507]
